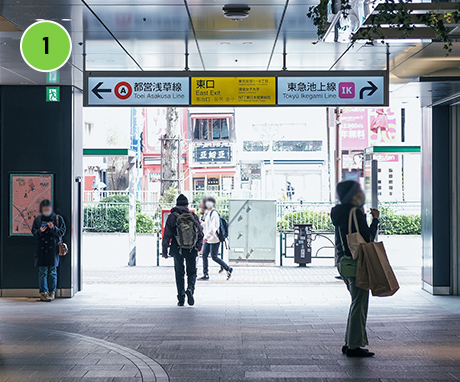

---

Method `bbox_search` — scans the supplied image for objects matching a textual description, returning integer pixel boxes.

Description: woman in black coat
[31,199,66,302]
[331,180,379,358]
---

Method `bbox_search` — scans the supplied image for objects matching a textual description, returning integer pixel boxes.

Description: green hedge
[378,208,421,235]
[84,199,154,233]
[276,208,421,235]
[277,211,334,231]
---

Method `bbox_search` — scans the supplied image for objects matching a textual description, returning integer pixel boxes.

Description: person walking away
[31,199,66,302]
[199,197,233,281]
[330,180,379,357]
[162,194,203,306]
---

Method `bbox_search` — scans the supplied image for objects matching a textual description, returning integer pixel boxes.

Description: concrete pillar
[0,86,82,297]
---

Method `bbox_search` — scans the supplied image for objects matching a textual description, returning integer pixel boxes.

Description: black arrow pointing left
[359,81,378,99]
[92,82,111,99]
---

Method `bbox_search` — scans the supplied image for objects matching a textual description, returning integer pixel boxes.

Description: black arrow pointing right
[92,82,111,99]
[359,81,378,99]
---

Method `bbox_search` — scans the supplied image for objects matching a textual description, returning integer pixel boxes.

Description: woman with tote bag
[331,180,379,358]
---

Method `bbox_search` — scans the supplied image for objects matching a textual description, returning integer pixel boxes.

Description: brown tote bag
[356,246,370,291]
[362,241,399,297]
[346,207,366,260]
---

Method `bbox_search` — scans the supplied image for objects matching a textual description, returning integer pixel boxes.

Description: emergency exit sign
[46,87,60,102]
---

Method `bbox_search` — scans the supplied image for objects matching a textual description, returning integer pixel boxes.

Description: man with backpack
[162,194,203,306]
[198,197,233,281]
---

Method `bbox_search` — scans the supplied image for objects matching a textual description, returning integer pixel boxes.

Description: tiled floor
[1,265,460,381]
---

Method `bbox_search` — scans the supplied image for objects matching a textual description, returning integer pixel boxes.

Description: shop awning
[364,145,421,155]
[190,168,236,176]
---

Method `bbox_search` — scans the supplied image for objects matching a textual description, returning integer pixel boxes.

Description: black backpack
[212,210,229,242]
[173,211,198,250]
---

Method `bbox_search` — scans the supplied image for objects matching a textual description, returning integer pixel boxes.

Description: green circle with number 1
[20,20,72,72]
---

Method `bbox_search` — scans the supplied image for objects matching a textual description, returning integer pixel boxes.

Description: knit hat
[176,194,188,206]
[336,180,360,204]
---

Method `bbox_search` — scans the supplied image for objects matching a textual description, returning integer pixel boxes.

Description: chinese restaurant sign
[191,77,276,105]
[85,71,388,107]
[195,146,232,163]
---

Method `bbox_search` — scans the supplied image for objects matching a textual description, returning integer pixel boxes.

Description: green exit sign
[46,87,60,102]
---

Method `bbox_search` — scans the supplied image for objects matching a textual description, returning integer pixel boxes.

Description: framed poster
[10,173,54,236]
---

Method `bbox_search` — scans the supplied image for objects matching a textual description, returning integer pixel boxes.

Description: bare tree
[107,157,129,190]
[106,128,128,190]
[161,107,179,195]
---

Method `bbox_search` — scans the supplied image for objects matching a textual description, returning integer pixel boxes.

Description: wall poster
[10,173,54,236]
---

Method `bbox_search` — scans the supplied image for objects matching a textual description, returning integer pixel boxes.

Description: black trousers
[173,249,197,303]
[202,242,229,276]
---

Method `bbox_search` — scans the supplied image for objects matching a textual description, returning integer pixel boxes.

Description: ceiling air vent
[223,4,251,21]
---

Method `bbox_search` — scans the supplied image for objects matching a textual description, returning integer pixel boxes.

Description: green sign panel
[46,86,60,102]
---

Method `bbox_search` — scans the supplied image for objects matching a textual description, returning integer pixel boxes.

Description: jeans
[338,260,369,349]
[38,266,57,294]
[202,242,229,276]
[174,250,197,303]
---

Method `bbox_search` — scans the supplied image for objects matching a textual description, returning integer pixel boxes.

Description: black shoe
[342,345,348,354]
[177,301,185,306]
[185,290,195,306]
[227,268,233,280]
[198,275,209,281]
[346,348,375,358]
[219,268,224,274]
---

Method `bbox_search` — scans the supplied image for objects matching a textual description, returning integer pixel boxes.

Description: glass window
[202,119,208,140]
[213,119,221,139]
[221,119,229,139]
[272,140,322,152]
[194,119,200,140]
[192,117,232,141]
[243,141,269,152]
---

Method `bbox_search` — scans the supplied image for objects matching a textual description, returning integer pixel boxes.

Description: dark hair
[39,199,52,212]
[207,196,216,205]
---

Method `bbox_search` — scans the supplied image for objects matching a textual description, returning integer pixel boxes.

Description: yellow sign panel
[191,77,276,106]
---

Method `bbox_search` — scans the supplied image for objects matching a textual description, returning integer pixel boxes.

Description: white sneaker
[40,292,51,302]
[48,292,56,301]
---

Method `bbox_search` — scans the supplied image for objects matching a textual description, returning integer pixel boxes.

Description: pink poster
[341,108,368,150]
[369,108,398,145]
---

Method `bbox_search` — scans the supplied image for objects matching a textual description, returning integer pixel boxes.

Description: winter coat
[162,206,204,256]
[31,213,66,267]
[203,209,220,244]
[330,203,378,264]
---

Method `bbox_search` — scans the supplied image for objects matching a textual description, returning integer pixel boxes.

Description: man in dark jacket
[331,180,379,358]
[162,194,203,306]
[31,199,66,302]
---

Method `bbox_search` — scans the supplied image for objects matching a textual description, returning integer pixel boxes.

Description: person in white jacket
[198,197,233,281]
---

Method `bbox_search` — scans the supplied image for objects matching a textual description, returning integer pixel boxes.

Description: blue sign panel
[277,76,385,106]
[87,77,190,106]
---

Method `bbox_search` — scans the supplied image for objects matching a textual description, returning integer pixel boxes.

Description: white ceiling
[0,0,459,103]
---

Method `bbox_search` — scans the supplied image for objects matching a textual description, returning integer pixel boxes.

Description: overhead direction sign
[84,71,388,107]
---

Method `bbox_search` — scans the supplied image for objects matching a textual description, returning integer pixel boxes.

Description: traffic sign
[85,71,388,107]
